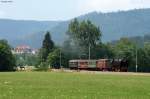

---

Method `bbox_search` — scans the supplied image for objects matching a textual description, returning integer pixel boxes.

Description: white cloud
[77,0,150,14]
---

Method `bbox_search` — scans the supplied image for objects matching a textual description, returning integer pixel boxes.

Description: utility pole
[88,31,91,61]
[89,43,91,61]
[135,46,138,72]
[88,33,91,67]
[60,49,62,69]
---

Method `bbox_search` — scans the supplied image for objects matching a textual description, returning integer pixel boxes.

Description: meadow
[0,72,150,99]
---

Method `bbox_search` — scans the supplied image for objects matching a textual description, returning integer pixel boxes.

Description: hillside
[49,8,150,43]
[0,8,150,48]
[0,19,60,47]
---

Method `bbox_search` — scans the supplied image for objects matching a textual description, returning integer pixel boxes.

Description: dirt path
[52,69,150,76]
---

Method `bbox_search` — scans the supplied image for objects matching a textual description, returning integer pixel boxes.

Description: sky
[0,0,150,21]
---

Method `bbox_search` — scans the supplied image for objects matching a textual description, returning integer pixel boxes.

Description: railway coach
[69,59,128,72]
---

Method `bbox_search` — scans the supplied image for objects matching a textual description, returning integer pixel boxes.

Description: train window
[88,61,96,67]
[69,62,78,67]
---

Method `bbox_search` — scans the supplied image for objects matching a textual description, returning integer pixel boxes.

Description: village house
[12,45,37,54]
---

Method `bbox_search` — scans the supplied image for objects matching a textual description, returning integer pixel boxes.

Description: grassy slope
[0,72,150,99]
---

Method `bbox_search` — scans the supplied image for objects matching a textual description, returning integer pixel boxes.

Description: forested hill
[51,8,150,43]
[78,8,150,42]
[0,19,60,39]
[0,8,150,48]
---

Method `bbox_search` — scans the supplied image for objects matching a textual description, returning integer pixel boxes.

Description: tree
[0,40,16,71]
[113,38,136,71]
[40,32,54,62]
[47,48,67,68]
[114,38,135,59]
[67,19,102,58]
[139,42,150,72]
[91,43,114,59]
[15,54,39,66]
[137,48,148,72]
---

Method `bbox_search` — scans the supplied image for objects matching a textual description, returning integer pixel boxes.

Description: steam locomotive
[69,59,128,72]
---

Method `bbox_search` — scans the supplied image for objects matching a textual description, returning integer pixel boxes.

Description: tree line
[0,19,150,72]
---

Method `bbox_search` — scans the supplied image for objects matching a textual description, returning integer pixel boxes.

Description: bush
[36,62,50,71]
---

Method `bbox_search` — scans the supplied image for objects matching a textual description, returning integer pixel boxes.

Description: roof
[69,60,97,62]
[16,45,31,50]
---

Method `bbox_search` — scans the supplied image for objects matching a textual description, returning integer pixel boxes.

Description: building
[12,45,37,54]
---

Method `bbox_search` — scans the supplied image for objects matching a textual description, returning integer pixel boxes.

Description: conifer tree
[40,32,54,62]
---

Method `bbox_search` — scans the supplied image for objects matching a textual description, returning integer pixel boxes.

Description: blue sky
[0,0,150,21]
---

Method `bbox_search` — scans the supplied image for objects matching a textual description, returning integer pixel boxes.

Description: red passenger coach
[78,60,88,69]
[69,60,97,70]
[69,59,111,71]
[96,59,111,71]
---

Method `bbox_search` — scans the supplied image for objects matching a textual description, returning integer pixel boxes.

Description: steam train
[69,59,128,72]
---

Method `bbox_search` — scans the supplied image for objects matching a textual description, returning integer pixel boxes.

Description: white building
[12,45,37,54]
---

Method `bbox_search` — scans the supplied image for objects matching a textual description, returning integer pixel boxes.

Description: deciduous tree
[0,40,16,71]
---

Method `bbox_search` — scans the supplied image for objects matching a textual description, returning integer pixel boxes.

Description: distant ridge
[0,8,150,48]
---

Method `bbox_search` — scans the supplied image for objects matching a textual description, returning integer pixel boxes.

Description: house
[12,45,37,54]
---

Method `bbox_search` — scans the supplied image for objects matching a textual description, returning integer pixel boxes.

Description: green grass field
[0,72,150,99]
